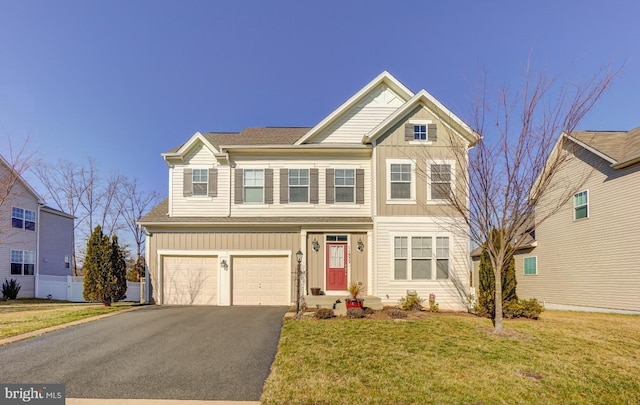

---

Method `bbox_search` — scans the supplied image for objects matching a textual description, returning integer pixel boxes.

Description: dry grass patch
[0,299,133,339]
[262,311,640,405]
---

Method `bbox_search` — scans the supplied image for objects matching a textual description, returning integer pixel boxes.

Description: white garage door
[163,256,217,305]
[232,256,289,305]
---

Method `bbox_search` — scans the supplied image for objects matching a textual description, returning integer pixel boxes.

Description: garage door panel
[164,256,217,305]
[232,256,288,306]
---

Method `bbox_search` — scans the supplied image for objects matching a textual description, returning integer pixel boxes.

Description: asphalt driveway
[0,306,287,401]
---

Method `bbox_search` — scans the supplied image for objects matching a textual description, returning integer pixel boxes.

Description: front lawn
[0,299,133,340]
[262,311,640,404]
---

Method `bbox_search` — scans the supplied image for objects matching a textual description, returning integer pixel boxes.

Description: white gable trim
[295,71,414,145]
[162,132,220,161]
[363,90,479,146]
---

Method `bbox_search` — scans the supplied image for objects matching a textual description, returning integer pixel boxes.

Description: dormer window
[192,169,208,196]
[405,120,437,142]
[414,125,427,140]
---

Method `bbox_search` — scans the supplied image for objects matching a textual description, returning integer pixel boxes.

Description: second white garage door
[232,256,289,305]
[163,256,217,305]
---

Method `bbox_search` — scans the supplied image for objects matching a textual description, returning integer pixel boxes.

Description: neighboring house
[473,127,640,314]
[140,71,479,310]
[0,155,74,297]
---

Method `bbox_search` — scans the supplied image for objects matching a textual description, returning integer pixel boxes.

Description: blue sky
[1,0,638,198]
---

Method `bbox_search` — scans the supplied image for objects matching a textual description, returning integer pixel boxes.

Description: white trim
[295,71,414,145]
[389,232,452,282]
[426,159,456,204]
[243,168,265,204]
[573,189,589,221]
[386,158,416,204]
[334,168,356,204]
[523,256,538,276]
[163,131,220,159]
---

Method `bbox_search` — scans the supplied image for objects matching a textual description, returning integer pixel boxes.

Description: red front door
[326,243,347,290]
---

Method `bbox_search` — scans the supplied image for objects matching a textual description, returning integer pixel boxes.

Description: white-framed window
[393,235,450,280]
[192,169,208,196]
[524,256,537,275]
[244,169,264,203]
[574,190,588,220]
[289,169,309,203]
[387,159,415,202]
[335,169,355,203]
[12,207,36,231]
[11,249,35,275]
[414,124,427,140]
[427,160,455,203]
[407,120,437,142]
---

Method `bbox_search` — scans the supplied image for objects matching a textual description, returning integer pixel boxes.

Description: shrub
[503,298,544,319]
[428,302,439,313]
[399,294,424,311]
[387,309,407,319]
[315,308,334,319]
[2,278,21,300]
[346,308,365,318]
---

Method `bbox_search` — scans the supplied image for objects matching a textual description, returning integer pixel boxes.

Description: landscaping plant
[2,278,21,300]
[83,225,128,306]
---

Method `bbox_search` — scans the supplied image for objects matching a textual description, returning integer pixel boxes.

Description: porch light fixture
[220,259,228,270]
[357,238,364,252]
[296,250,303,263]
[312,238,319,252]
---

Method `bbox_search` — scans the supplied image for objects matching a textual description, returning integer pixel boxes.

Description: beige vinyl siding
[306,232,324,294]
[349,232,368,294]
[0,176,39,297]
[170,144,229,217]
[375,218,469,311]
[230,154,372,217]
[147,231,299,303]
[375,106,468,217]
[516,149,640,312]
[312,84,405,144]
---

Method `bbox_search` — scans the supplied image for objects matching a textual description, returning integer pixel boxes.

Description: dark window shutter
[310,168,319,204]
[234,168,244,204]
[183,168,193,197]
[326,168,334,204]
[280,168,289,204]
[405,123,414,141]
[264,169,273,204]
[428,124,437,141]
[356,169,365,204]
[208,168,218,197]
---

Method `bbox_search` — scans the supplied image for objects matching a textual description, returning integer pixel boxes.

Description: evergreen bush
[2,278,21,300]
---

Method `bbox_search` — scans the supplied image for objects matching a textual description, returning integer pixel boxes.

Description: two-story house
[140,72,479,310]
[1,155,74,298]
[510,127,640,313]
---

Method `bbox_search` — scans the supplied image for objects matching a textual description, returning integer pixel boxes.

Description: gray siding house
[488,127,640,314]
[0,155,74,297]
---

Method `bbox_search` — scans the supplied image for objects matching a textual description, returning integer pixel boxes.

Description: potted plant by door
[345,282,364,310]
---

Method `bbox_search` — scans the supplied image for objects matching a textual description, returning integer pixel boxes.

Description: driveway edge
[0,304,149,347]
[67,400,260,405]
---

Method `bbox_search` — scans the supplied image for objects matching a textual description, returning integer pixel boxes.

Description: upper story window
[335,169,355,203]
[393,235,449,280]
[11,249,35,275]
[387,159,415,202]
[405,121,437,142]
[574,190,588,220]
[524,256,538,275]
[427,160,455,203]
[289,169,309,203]
[12,207,36,231]
[244,169,264,203]
[192,169,208,196]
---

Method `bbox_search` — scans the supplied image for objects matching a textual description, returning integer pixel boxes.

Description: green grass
[0,299,133,339]
[262,311,640,405]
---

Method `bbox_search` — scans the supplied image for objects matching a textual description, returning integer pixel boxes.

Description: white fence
[37,275,141,303]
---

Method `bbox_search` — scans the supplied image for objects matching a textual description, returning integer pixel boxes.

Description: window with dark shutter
[326,168,334,204]
[280,169,289,204]
[208,169,218,197]
[183,168,193,197]
[310,169,319,204]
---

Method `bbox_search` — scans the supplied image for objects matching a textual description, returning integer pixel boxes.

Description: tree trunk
[493,262,504,330]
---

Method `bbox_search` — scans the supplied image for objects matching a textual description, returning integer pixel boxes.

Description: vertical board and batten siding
[147,231,300,303]
[305,232,368,294]
[310,84,406,144]
[516,148,640,312]
[170,144,229,217]
[229,154,372,217]
[0,176,39,297]
[374,219,470,311]
[375,105,468,218]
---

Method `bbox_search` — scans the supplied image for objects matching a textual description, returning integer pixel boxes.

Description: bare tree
[117,178,160,259]
[418,66,616,330]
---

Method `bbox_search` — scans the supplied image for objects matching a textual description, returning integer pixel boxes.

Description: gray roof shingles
[570,126,640,166]
[167,127,311,153]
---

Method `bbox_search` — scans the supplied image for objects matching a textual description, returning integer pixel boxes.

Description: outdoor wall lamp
[296,250,303,263]
[312,238,320,252]
[357,238,364,252]
[220,259,228,270]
